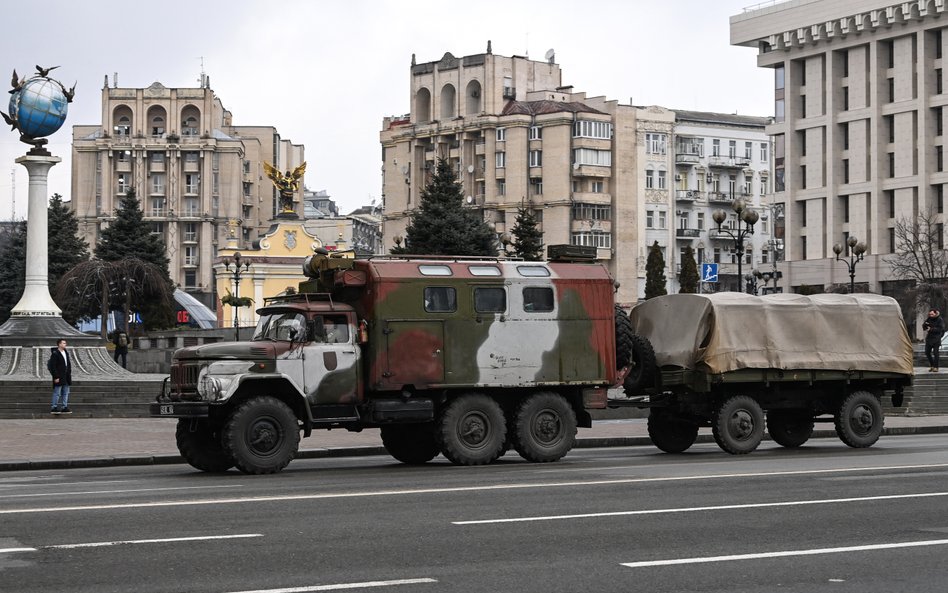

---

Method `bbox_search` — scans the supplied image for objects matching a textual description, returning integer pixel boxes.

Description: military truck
[618,292,913,455]
[151,248,649,474]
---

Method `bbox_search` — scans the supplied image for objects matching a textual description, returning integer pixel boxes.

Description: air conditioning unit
[676,209,685,215]
[675,174,682,182]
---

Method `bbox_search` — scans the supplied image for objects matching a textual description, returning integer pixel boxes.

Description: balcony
[708,155,751,168]
[676,228,701,239]
[675,189,700,202]
[675,152,701,165]
[708,228,739,241]
[708,192,739,204]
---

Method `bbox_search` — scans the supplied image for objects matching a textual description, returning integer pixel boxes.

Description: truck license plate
[159,405,175,415]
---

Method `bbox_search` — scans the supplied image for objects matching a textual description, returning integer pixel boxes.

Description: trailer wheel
[647,410,699,453]
[623,335,657,395]
[223,396,300,474]
[381,423,439,464]
[175,419,234,473]
[712,395,764,454]
[766,410,814,448]
[512,392,577,463]
[437,393,506,466]
[835,390,884,448]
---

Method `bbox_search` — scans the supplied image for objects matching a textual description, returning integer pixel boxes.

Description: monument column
[10,154,62,316]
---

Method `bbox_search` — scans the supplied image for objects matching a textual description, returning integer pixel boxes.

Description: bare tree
[887,208,948,312]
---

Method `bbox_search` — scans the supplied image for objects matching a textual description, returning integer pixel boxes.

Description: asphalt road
[2,434,948,593]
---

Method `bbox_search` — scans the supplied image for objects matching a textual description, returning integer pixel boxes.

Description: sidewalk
[2,414,947,472]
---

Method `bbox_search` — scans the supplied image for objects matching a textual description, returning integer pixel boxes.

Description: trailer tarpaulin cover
[628,293,913,376]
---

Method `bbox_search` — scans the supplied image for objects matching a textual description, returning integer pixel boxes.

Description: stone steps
[0,379,164,419]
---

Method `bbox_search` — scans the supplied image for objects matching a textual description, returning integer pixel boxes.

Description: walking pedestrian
[923,309,946,372]
[113,330,129,369]
[49,338,73,414]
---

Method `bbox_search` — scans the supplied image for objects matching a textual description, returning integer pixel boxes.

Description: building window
[150,197,165,217]
[116,150,130,163]
[185,174,200,194]
[150,222,163,235]
[185,152,199,163]
[800,165,807,189]
[645,168,654,189]
[744,142,753,160]
[843,86,849,110]
[496,127,506,142]
[939,146,944,172]
[646,210,654,228]
[889,227,896,252]
[886,190,895,217]
[497,179,506,196]
[243,160,251,174]
[842,159,850,184]
[151,174,164,195]
[573,148,612,167]
[591,180,604,193]
[728,140,737,158]
[888,78,895,103]
[184,222,198,242]
[573,120,613,139]
[184,270,197,289]
[530,178,543,196]
[151,152,164,163]
[182,116,198,136]
[657,170,667,189]
[184,246,198,266]
[117,173,129,194]
[529,126,541,140]
[183,197,199,217]
[696,212,705,230]
[570,231,611,248]
[712,139,720,157]
[529,150,542,167]
[938,69,944,95]
[889,152,895,177]
[646,133,667,155]
[938,184,945,214]
[657,210,667,229]
[572,203,611,220]
[843,195,850,222]
[495,152,506,168]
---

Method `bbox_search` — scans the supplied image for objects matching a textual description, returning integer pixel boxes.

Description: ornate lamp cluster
[712,199,759,292]
[222,252,252,340]
[832,236,867,293]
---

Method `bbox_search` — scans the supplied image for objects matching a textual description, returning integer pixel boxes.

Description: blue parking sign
[701,263,718,283]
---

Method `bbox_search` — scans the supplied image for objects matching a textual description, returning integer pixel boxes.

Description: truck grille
[170,362,201,400]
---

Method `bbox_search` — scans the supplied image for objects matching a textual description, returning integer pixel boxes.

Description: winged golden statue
[264,161,307,215]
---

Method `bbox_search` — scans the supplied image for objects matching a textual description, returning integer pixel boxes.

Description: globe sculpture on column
[0,65,98,345]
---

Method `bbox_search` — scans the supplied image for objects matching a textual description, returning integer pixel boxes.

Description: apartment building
[731,0,948,294]
[71,75,304,308]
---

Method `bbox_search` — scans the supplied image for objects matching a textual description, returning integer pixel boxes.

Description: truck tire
[381,423,440,464]
[175,419,234,473]
[223,396,300,474]
[766,410,814,448]
[647,410,699,453]
[437,393,506,466]
[623,335,657,395]
[512,392,577,463]
[615,305,634,370]
[712,395,765,455]
[835,390,884,448]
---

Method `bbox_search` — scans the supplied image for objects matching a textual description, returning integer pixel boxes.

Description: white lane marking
[228,578,438,593]
[43,533,262,549]
[0,480,132,490]
[0,547,37,554]
[0,484,244,499]
[453,491,948,525]
[621,539,948,568]
[4,462,948,515]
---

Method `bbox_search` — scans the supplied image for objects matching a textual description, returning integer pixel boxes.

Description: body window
[424,287,457,312]
[468,265,501,276]
[523,287,554,312]
[474,287,506,313]
[418,265,452,276]
[517,266,550,277]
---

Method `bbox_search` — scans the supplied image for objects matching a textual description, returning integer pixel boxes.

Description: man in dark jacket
[113,331,128,369]
[923,309,946,372]
[49,338,73,414]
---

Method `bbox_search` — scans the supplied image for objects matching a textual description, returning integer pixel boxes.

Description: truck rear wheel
[712,395,764,454]
[175,419,234,473]
[512,392,577,463]
[223,396,300,474]
[381,423,439,464]
[437,393,506,466]
[835,390,884,448]
[766,410,814,448]
[647,410,699,453]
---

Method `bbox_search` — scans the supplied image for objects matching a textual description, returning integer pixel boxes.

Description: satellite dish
[466,196,474,204]
[467,165,475,173]
[572,162,580,170]
[401,166,409,175]
[545,48,555,64]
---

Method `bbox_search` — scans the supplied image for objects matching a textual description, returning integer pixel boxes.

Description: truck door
[302,314,360,405]
[382,320,445,388]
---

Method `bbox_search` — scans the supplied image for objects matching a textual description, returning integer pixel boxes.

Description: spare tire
[623,334,657,395]
[614,304,634,371]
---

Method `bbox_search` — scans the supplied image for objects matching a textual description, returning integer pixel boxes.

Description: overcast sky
[0,0,773,220]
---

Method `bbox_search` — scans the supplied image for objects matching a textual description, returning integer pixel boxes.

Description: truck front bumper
[149,401,210,418]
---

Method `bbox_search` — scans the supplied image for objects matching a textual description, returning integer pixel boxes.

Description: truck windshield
[253,312,306,342]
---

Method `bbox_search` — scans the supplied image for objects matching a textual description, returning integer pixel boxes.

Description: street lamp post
[712,198,759,292]
[222,251,251,341]
[832,236,867,294]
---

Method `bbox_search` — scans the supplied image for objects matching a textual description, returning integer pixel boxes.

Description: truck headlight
[196,364,241,401]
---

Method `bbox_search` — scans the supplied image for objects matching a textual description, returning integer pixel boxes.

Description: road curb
[2,425,946,472]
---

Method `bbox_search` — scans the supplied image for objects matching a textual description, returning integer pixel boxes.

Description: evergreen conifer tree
[95,189,175,329]
[0,221,26,323]
[511,207,544,261]
[678,245,699,294]
[47,193,90,289]
[644,240,668,300]
[397,158,497,256]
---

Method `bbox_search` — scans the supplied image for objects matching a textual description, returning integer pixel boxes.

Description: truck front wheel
[175,419,234,473]
[437,393,506,465]
[512,392,577,463]
[835,391,884,448]
[767,410,814,448]
[381,423,440,464]
[712,395,764,454]
[223,396,300,474]
[647,410,699,453]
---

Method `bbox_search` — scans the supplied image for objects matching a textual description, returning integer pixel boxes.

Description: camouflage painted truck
[618,292,914,455]
[150,247,650,474]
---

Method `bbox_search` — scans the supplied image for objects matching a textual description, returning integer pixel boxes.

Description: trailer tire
[835,390,884,448]
[623,334,657,395]
[647,410,699,453]
[175,419,234,473]
[437,393,506,466]
[512,392,577,462]
[712,395,765,454]
[223,396,300,474]
[766,410,814,448]
[381,423,440,464]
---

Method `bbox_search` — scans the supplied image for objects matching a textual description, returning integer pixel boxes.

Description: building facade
[71,75,305,308]
[732,0,948,295]
[380,45,774,302]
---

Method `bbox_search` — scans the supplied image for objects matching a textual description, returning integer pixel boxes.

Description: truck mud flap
[368,398,435,423]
